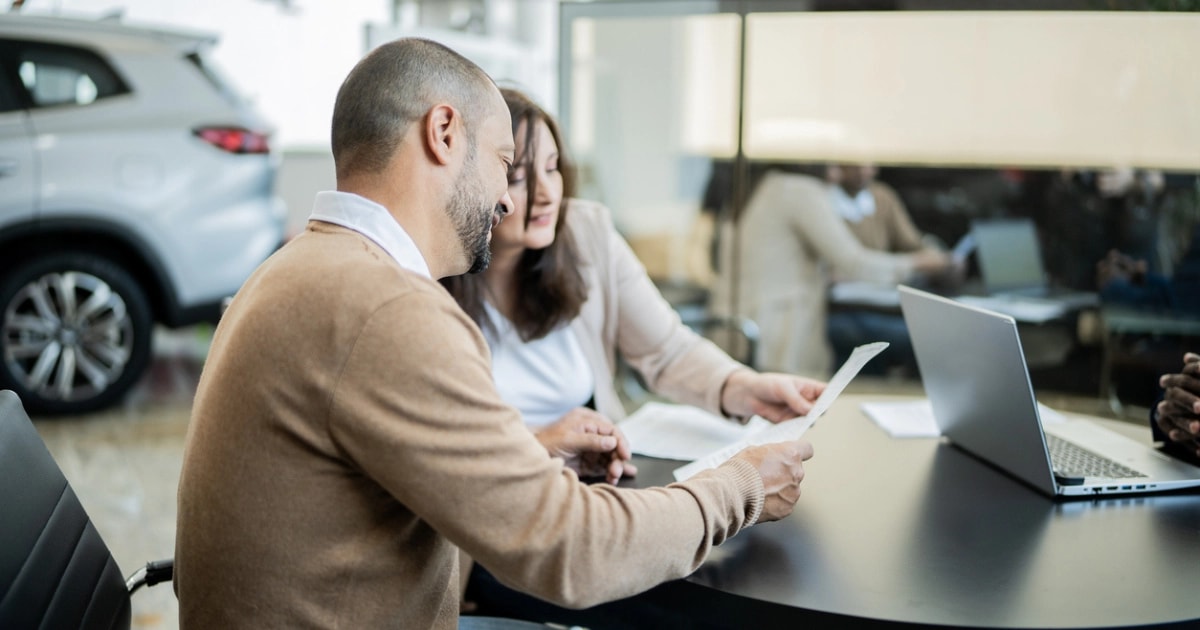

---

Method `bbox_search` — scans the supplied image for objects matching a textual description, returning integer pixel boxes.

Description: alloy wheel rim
[3,270,133,402]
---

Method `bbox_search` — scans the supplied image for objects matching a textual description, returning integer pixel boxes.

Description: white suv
[0,13,286,414]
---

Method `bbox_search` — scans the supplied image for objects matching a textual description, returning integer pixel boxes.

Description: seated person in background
[441,87,828,627]
[824,162,958,376]
[1096,223,1200,316]
[174,39,819,629]
[727,166,957,377]
[1153,352,1200,464]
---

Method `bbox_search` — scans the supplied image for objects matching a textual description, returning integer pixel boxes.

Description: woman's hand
[720,369,827,423]
[534,407,638,483]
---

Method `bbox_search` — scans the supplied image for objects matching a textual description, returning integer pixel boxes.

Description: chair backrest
[0,389,132,629]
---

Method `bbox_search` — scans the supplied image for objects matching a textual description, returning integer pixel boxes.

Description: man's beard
[448,147,495,274]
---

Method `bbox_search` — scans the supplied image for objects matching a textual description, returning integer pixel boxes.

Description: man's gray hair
[331,37,495,180]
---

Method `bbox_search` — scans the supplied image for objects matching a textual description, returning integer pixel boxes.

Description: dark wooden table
[621,394,1200,629]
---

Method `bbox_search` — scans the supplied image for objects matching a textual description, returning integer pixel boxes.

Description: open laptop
[898,284,1200,498]
[971,218,1098,308]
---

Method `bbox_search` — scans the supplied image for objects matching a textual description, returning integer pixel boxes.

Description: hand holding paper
[672,342,889,481]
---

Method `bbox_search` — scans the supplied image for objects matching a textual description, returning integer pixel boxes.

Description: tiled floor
[30,326,210,630]
[25,325,1141,629]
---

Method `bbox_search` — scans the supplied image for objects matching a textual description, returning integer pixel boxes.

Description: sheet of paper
[619,401,771,460]
[861,399,940,438]
[829,281,900,308]
[952,232,977,265]
[672,341,890,481]
[861,399,1068,439]
[955,295,1067,323]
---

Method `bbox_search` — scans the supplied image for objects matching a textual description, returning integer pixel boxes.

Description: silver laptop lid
[971,218,1047,294]
[898,285,1059,496]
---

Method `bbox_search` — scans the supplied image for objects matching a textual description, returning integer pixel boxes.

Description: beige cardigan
[839,181,928,255]
[729,171,918,376]
[564,199,747,422]
[174,220,765,629]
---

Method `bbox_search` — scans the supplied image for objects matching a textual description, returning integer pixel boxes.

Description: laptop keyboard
[1046,434,1146,479]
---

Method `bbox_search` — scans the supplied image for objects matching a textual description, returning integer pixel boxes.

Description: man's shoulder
[869,180,905,207]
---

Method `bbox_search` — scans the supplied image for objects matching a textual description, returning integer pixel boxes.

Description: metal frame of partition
[557,1,789,320]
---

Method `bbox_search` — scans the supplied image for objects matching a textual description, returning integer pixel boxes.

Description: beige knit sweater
[174,220,764,629]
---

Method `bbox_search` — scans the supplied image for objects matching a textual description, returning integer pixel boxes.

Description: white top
[308,190,431,278]
[482,302,595,429]
[829,184,876,223]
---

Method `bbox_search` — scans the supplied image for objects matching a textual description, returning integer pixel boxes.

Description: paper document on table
[619,402,771,460]
[955,295,1067,323]
[672,341,890,481]
[861,399,1069,438]
[861,399,940,438]
[829,281,900,307]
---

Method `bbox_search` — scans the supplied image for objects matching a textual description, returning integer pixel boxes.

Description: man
[174,38,819,629]
[824,163,957,376]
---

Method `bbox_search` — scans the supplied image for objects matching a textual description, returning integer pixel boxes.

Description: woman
[443,87,825,468]
[443,87,827,625]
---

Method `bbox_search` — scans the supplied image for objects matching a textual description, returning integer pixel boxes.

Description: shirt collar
[828,183,876,223]
[308,191,432,279]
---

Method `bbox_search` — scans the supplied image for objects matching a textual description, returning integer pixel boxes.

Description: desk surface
[625,394,1200,629]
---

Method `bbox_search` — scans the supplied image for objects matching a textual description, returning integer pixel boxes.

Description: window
[13,42,128,108]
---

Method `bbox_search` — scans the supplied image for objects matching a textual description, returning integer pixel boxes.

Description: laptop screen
[972,218,1047,293]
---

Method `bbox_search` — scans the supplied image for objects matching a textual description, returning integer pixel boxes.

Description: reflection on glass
[566,12,741,292]
[561,4,1200,402]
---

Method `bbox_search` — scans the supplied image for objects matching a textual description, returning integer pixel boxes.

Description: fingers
[1157,399,1200,442]
[743,374,827,423]
[1160,373,1200,415]
[732,439,815,523]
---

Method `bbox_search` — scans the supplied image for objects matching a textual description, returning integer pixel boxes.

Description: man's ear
[425,103,459,166]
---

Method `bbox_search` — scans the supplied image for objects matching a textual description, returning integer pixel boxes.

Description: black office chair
[0,389,174,629]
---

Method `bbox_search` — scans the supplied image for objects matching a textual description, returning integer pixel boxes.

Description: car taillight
[193,127,270,154]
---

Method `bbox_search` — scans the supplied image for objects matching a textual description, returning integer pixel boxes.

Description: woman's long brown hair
[441,87,588,341]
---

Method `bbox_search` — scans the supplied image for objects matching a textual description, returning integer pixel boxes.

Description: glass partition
[561,3,741,296]
[559,1,1200,407]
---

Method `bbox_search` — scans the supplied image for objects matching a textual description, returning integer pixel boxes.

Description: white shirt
[482,302,595,429]
[308,190,431,278]
[829,184,876,223]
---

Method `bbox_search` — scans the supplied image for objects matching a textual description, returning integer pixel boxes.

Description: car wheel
[0,252,153,415]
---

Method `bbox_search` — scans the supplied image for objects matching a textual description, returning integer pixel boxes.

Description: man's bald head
[331,37,497,181]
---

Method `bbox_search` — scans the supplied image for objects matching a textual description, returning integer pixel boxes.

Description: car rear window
[15,41,129,108]
[185,51,244,108]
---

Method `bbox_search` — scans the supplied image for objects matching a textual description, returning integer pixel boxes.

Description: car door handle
[0,160,18,177]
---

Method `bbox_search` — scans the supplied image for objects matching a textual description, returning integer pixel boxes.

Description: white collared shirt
[307,190,431,278]
[828,184,876,223]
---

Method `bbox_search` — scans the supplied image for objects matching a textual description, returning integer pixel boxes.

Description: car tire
[0,252,153,415]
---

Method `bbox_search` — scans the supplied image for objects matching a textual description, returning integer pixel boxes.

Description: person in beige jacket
[174,38,819,630]
[728,168,954,377]
[442,88,828,627]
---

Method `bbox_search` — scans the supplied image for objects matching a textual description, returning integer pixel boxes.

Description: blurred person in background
[824,162,960,376]
[727,166,957,377]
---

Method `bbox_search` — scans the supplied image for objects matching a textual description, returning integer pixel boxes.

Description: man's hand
[534,407,637,484]
[1096,249,1147,287]
[730,439,815,522]
[720,369,826,423]
[1156,352,1200,458]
